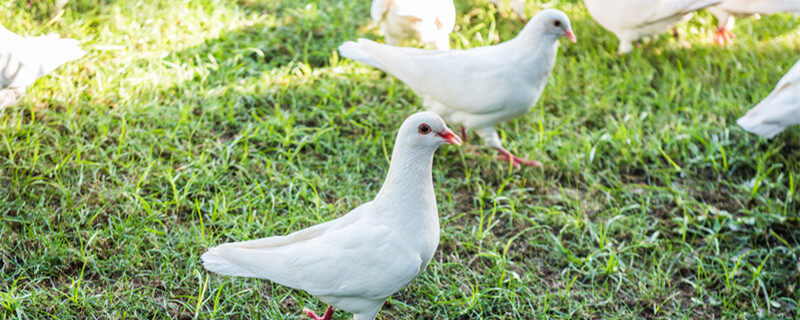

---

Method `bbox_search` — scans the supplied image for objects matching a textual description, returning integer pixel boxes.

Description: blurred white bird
[489,0,528,23]
[708,1,800,45]
[339,9,575,168]
[0,23,86,109]
[737,59,800,139]
[583,0,723,53]
[201,111,461,320]
[371,0,456,50]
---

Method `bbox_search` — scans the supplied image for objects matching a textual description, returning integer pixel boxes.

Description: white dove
[0,23,86,109]
[489,0,528,23]
[708,1,800,45]
[583,0,722,53]
[737,59,800,139]
[338,9,575,168]
[371,0,456,50]
[201,111,462,320]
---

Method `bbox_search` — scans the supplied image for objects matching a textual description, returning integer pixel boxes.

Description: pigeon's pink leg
[303,306,334,320]
[713,26,733,46]
[494,147,542,168]
[460,127,468,143]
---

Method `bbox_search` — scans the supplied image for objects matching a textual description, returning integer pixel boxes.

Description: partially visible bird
[370,0,456,50]
[201,111,462,320]
[0,23,86,109]
[737,59,800,139]
[489,0,528,23]
[339,9,575,168]
[583,0,723,53]
[708,0,800,46]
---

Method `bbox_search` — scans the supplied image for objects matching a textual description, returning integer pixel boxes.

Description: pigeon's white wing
[0,24,86,89]
[339,38,520,115]
[716,0,800,14]
[737,60,800,138]
[370,0,392,24]
[202,221,422,299]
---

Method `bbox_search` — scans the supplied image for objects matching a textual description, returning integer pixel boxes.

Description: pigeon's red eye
[418,124,430,135]
[554,20,561,27]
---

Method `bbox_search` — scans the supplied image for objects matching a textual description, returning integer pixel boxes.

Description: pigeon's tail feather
[201,246,260,278]
[32,36,87,76]
[339,40,382,69]
[737,115,784,139]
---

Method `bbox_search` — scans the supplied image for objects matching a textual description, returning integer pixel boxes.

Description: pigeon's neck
[510,26,560,53]
[374,145,437,211]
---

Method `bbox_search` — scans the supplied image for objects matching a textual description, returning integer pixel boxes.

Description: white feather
[737,59,800,138]
[584,0,723,53]
[0,23,86,108]
[370,0,455,50]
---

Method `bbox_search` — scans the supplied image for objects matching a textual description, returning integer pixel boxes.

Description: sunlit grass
[1,0,799,319]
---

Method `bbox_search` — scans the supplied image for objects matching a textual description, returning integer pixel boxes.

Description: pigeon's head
[532,9,576,43]
[396,111,462,150]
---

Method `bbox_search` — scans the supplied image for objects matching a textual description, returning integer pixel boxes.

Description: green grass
[1,0,799,319]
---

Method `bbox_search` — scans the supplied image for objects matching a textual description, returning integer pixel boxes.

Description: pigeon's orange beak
[437,127,462,146]
[565,30,577,43]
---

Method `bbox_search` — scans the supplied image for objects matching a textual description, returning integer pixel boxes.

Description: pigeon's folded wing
[202,224,423,300]
[340,38,515,115]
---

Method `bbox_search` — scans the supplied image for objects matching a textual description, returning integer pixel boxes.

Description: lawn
[1,0,799,319]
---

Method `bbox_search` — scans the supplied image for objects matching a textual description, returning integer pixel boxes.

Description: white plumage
[737,59,800,139]
[339,9,575,168]
[583,0,723,53]
[708,0,800,45]
[0,23,86,109]
[201,111,462,320]
[370,0,456,50]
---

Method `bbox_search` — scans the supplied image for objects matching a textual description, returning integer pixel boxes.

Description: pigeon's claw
[303,306,335,320]
[494,147,542,168]
[459,127,468,143]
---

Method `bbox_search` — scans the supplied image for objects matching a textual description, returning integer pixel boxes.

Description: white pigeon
[737,59,800,139]
[201,111,462,320]
[371,0,456,50]
[0,23,86,109]
[708,0,800,45]
[489,0,527,23]
[339,9,575,168]
[583,0,723,53]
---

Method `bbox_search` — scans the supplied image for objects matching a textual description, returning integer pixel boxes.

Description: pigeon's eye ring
[418,124,431,135]
[554,20,561,27]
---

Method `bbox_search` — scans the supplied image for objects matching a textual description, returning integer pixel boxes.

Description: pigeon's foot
[303,306,335,320]
[459,127,468,143]
[494,147,541,168]
[713,27,733,46]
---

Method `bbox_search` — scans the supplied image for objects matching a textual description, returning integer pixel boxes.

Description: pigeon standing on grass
[583,0,723,53]
[737,59,800,138]
[0,23,86,109]
[708,1,800,46]
[201,111,462,320]
[371,0,456,50]
[338,9,575,168]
